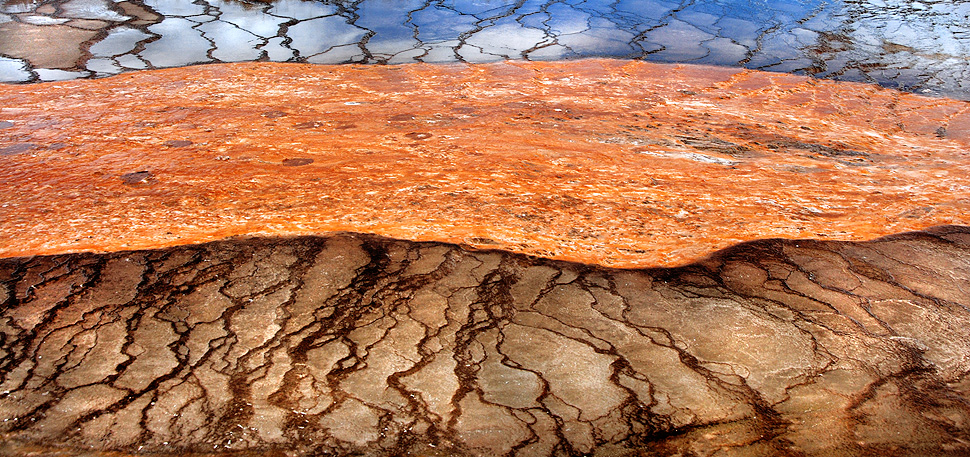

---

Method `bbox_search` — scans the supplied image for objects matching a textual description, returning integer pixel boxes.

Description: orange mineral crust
[1,59,969,267]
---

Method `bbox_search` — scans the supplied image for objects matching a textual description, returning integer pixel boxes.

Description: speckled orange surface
[1,59,969,267]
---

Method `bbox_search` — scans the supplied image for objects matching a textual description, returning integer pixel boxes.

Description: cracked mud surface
[1,227,969,456]
[2,0,970,99]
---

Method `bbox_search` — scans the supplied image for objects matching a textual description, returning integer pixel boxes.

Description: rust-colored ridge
[1,60,969,267]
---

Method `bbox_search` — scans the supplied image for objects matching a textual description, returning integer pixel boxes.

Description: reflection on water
[1,0,969,98]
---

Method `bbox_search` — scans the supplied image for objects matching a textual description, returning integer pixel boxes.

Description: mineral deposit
[1,60,969,267]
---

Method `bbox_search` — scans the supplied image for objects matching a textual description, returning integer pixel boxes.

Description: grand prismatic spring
[2,1,970,456]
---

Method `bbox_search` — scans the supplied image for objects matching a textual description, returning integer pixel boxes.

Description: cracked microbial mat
[2,0,970,98]
[2,230,970,456]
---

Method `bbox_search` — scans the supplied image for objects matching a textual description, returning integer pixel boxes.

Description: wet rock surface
[2,60,969,267]
[1,0,970,99]
[0,228,968,456]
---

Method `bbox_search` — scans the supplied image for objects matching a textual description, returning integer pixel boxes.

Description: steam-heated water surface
[2,0,970,98]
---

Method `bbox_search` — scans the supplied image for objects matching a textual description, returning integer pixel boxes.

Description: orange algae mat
[1,59,969,268]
